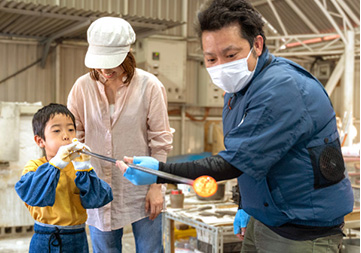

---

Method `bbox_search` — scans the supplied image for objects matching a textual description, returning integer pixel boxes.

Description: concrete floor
[0,225,136,253]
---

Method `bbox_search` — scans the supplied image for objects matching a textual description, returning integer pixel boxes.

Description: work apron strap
[35,227,85,252]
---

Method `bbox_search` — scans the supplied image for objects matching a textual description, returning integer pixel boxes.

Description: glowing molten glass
[193,176,217,198]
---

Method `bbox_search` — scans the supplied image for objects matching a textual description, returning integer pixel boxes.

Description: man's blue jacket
[219,48,354,227]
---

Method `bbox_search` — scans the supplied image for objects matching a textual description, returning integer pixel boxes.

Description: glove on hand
[233,209,250,235]
[124,156,159,185]
[49,142,79,169]
[72,140,92,171]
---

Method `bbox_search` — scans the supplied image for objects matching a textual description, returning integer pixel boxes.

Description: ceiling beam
[330,0,353,30]
[0,5,91,21]
[0,32,45,40]
[266,0,288,36]
[285,0,319,34]
[252,0,268,7]
[273,50,345,56]
[336,0,359,26]
[267,32,340,40]
[319,37,341,51]
[127,20,167,30]
[313,0,348,45]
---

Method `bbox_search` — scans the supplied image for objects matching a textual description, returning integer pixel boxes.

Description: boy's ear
[34,135,45,148]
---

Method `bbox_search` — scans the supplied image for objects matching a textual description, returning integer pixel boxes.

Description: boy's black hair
[195,0,266,52]
[32,103,76,140]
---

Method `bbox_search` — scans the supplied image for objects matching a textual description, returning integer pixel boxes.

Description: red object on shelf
[171,189,183,195]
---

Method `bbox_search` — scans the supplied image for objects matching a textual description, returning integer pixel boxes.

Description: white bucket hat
[85,17,136,69]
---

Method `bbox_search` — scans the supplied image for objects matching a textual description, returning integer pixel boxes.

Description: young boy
[15,103,113,253]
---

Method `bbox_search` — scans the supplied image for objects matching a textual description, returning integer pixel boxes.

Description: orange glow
[193,176,218,198]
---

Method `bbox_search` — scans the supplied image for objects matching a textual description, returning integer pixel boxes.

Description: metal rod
[80,150,195,185]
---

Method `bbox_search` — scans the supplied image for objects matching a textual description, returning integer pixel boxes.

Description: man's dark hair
[195,0,266,52]
[32,103,76,140]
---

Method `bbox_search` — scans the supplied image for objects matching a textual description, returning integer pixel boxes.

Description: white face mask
[207,48,257,94]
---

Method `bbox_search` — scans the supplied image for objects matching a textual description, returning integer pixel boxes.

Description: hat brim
[85,52,127,69]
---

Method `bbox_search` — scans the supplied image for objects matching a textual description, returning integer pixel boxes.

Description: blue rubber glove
[233,209,250,235]
[124,156,159,185]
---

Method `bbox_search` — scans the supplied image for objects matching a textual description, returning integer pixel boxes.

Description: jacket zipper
[223,94,236,144]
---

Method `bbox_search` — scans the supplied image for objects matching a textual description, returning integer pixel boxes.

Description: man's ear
[253,35,264,57]
[34,135,45,148]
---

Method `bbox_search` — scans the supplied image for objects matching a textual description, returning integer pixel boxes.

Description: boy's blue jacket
[219,48,354,227]
[15,157,113,226]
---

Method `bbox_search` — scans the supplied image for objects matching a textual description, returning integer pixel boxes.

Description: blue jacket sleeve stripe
[14,163,60,207]
[75,169,113,208]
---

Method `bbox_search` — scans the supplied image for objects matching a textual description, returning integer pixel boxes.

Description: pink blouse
[67,68,173,231]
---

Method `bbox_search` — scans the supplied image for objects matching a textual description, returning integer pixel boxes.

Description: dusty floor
[0,225,136,253]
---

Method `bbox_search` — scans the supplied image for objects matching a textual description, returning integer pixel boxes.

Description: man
[117,0,354,252]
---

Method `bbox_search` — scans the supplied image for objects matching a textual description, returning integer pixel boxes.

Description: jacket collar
[253,48,270,77]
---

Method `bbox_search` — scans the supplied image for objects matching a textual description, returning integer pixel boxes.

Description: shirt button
[264,202,269,207]
[324,138,329,143]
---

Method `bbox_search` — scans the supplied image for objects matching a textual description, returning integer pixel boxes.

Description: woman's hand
[115,159,129,174]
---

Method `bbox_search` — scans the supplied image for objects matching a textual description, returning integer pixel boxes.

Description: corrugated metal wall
[10,0,185,19]
[187,0,204,37]
[58,44,88,104]
[0,41,83,104]
[9,0,187,36]
[0,41,56,105]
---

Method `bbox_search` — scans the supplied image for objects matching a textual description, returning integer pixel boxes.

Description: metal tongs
[79,150,195,185]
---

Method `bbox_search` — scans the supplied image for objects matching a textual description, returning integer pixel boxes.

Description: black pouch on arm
[308,138,345,189]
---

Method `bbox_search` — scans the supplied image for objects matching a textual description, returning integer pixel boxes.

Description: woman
[67,17,173,253]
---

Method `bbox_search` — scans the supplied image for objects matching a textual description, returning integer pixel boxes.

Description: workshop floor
[0,225,136,253]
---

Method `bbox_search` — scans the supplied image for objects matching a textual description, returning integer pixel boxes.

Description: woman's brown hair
[89,51,137,85]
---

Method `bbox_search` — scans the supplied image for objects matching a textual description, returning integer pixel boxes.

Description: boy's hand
[49,142,79,169]
[73,141,91,162]
[72,141,93,171]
